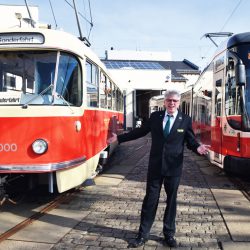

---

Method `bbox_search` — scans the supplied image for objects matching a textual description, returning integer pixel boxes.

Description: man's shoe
[165,236,177,248]
[127,236,147,248]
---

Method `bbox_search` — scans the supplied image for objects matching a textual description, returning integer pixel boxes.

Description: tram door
[212,72,223,164]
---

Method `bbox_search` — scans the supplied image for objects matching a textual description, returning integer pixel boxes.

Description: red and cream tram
[182,32,250,175]
[0,28,123,194]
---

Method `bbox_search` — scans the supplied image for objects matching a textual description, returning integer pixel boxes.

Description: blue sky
[0,0,249,69]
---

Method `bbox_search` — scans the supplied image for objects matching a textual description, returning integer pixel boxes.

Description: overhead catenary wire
[87,0,93,39]
[87,0,93,27]
[219,0,243,32]
[81,0,93,39]
[82,0,88,35]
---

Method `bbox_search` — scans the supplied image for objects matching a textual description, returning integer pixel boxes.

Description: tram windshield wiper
[54,93,74,114]
[22,84,54,109]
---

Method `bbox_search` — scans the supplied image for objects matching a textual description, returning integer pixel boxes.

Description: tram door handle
[237,132,240,152]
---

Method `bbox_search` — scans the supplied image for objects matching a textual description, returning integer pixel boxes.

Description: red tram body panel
[0,110,123,170]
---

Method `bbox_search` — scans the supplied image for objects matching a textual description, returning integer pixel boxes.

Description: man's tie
[163,114,171,138]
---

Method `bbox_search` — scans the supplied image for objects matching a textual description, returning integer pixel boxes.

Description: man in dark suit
[108,90,209,248]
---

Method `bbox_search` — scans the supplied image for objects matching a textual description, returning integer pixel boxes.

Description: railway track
[229,176,250,202]
[0,187,77,243]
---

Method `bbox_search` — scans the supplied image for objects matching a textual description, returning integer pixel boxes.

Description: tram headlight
[32,139,48,154]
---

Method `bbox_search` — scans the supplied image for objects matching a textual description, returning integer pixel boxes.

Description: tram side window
[192,97,198,122]
[86,61,98,107]
[225,57,241,129]
[107,79,112,109]
[100,72,107,108]
[100,72,123,111]
[187,103,190,116]
[181,101,187,115]
[201,104,206,123]
[215,98,221,116]
[112,84,117,110]
[116,88,123,112]
[100,75,112,110]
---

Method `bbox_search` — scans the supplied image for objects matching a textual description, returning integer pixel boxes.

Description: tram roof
[212,32,250,59]
[0,27,112,79]
[227,32,250,48]
[0,27,101,64]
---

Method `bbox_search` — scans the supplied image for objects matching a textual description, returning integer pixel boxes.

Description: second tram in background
[150,32,250,175]
[183,32,250,175]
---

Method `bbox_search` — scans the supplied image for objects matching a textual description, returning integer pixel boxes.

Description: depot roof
[102,58,200,82]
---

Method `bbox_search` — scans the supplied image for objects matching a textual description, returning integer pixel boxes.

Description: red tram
[0,28,123,195]
[181,32,250,174]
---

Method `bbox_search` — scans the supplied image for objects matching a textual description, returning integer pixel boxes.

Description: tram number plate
[0,143,17,152]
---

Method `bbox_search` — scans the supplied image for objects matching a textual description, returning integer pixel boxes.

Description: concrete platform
[198,159,250,242]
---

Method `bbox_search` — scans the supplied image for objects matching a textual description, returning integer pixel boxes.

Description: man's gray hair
[164,90,181,100]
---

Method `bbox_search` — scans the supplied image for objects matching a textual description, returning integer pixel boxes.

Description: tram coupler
[99,151,108,166]
[96,151,108,174]
[96,164,103,174]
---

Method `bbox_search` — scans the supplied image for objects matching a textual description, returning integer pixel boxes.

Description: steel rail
[229,176,250,202]
[0,189,76,243]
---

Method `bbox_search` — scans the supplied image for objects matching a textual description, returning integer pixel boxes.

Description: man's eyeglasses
[166,99,180,103]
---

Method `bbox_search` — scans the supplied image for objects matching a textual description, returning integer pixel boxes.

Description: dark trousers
[138,175,181,238]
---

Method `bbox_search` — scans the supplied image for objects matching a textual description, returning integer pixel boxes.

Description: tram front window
[0,51,82,106]
[236,45,250,131]
[226,45,250,131]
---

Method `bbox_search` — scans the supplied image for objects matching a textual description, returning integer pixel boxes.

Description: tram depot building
[102,50,200,130]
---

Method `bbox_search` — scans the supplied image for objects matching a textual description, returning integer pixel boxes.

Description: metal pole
[24,0,35,27]
[123,94,126,130]
[72,0,83,40]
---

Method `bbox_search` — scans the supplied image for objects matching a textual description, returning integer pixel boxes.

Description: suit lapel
[158,111,165,135]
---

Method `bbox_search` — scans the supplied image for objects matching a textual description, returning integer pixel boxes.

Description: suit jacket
[118,110,200,177]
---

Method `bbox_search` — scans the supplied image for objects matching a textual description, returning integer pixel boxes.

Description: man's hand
[107,133,118,144]
[197,144,210,155]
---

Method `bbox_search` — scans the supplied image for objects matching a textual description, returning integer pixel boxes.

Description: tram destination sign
[0,33,44,45]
